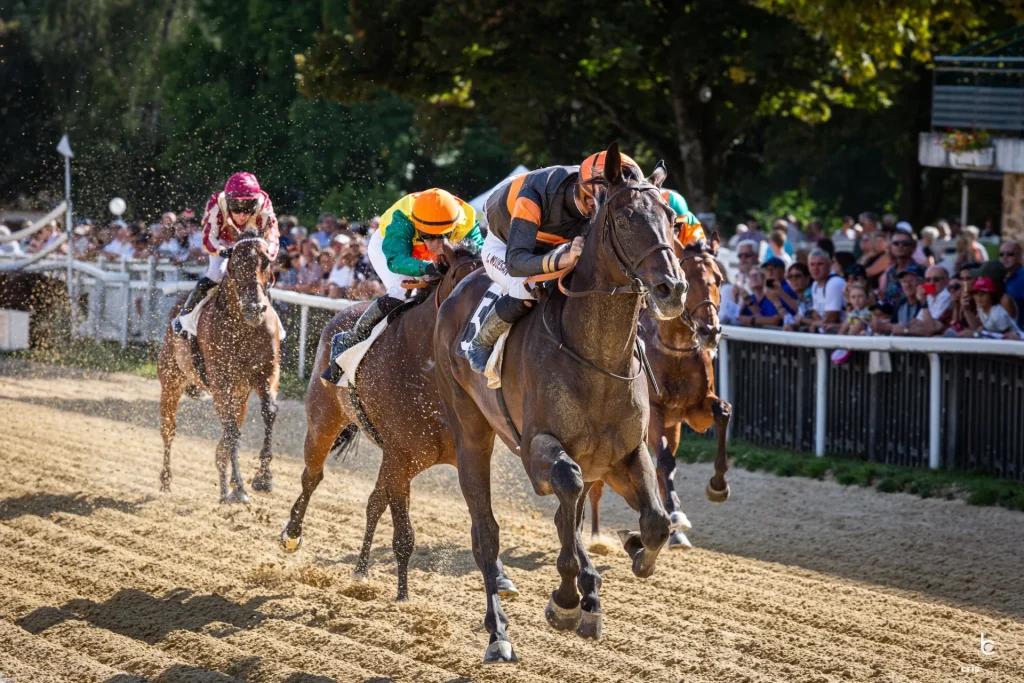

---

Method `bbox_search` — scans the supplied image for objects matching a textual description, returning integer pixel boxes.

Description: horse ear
[648,161,667,188]
[604,142,622,186]
[709,229,721,255]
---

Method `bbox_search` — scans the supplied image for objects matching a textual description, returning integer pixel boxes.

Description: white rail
[718,325,1024,468]
[0,202,67,243]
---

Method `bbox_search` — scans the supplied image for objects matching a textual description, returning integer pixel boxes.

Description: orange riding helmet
[411,188,463,235]
[578,150,643,201]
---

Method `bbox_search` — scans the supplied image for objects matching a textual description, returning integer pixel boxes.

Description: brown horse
[158,231,280,504]
[279,245,519,602]
[433,144,688,663]
[588,233,730,549]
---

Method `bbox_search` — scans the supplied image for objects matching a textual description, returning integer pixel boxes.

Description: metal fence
[717,334,1024,481]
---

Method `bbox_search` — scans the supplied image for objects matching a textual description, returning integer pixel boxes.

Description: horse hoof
[159,482,171,493]
[545,593,582,631]
[482,640,518,664]
[496,576,520,599]
[576,610,603,640]
[350,568,370,583]
[668,529,694,550]
[705,480,730,503]
[669,511,692,532]
[221,490,251,505]
[251,472,273,493]
[280,529,302,554]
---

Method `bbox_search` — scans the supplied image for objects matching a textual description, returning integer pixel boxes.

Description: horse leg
[574,482,603,639]
[158,366,185,493]
[530,433,585,633]
[352,479,389,581]
[707,396,731,503]
[252,383,278,493]
[587,481,605,538]
[214,387,249,505]
[605,443,671,578]
[657,422,692,550]
[387,477,415,602]
[281,417,349,552]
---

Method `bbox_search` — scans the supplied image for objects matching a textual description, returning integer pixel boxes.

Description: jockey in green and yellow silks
[662,189,705,246]
[321,188,484,386]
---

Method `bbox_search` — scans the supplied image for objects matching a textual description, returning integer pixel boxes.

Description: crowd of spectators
[721,212,1024,345]
[5,206,1024,345]
[0,210,387,303]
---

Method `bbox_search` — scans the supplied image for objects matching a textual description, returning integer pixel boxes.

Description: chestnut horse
[433,144,688,663]
[158,232,280,504]
[279,245,519,602]
[588,232,730,549]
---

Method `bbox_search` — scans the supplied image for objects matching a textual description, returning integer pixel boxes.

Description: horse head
[678,230,724,351]
[224,230,272,326]
[438,241,483,306]
[580,142,687,319]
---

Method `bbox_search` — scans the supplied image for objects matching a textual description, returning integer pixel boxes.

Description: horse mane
[451,241,481,261]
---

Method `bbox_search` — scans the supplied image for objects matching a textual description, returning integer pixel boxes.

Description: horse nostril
[654,282,672,299]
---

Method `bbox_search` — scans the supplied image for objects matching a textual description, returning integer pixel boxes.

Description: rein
[534,179,676,383]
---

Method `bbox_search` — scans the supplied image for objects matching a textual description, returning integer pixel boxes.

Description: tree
[299,0,865,210]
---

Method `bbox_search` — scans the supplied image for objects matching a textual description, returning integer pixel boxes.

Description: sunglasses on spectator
[738,252,756,258]
[892,240,913,247]
[948,283,962,292]
[785,273,804,280]
[924,276,946,283]
[1000,251,1017,257]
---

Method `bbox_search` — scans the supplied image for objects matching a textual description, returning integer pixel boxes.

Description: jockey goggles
[227,197,258,214]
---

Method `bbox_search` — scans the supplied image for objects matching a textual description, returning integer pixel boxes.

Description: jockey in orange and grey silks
[462,152,644,373]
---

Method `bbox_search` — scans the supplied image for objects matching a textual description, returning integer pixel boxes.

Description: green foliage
[747,188,840,234]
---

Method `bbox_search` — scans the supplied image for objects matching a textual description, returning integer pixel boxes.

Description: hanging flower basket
[949,147,995,169]
[938,129,995,169]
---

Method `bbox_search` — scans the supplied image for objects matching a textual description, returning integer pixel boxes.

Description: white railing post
[815,347,827,457]
[91,278,104,343]
[298,304,309,379]
[929,353,942,469]
[120,280,129,349]
[146,256,157,337]
[718,338,731,441]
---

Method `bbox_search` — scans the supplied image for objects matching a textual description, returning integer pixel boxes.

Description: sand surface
[0,358,1022,682]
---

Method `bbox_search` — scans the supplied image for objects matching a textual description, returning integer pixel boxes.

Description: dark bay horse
[433,144,688,663]
[158,232,280,504]
[589,232,730,549]
[280,246,520,602]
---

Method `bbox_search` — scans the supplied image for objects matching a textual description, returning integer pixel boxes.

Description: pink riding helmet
[224,172,262,199]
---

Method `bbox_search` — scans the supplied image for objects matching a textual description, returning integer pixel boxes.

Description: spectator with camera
[737,270,784,328]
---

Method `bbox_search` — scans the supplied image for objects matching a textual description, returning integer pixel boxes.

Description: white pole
[815,347,827,457]
[298,304,309,378]
[718,338,731,441]
[960,176,969,227]
[928,353,942,469]
[65,154,73,290]
[120,281,129,349]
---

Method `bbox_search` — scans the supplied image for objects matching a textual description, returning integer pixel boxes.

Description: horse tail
[330,423,360,463]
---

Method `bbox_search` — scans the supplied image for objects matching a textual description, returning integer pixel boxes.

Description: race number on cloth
[458,282,507,388]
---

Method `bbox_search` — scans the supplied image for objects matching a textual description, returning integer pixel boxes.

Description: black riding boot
[320,296,402,387]
[173,277,216,338]
[465,295,532,374]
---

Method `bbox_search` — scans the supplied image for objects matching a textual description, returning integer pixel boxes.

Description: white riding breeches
[205,254,228,283]
[481,230,534,301]
[368,229,419,302]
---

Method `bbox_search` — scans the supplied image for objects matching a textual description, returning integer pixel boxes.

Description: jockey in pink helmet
[173,172,280,337]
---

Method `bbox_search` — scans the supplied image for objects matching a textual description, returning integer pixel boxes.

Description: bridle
[655,249,721,353]
[539,178,680,383]
[558,180,677,301]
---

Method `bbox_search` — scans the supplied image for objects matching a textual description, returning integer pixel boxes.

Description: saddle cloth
[335,317,390,389]
[178,287,286,341]
[457,282,510,389]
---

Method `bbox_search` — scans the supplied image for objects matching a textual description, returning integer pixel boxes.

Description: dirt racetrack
[1,358,1023,683]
